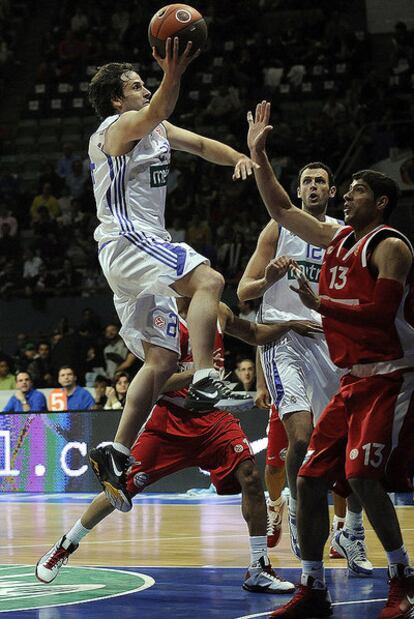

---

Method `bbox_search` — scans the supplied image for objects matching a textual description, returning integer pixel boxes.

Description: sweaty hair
[352,169,399,221]
[89,62,136,119]
[297,161,335,188]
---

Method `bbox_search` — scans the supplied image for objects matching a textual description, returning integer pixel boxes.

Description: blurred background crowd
[1,0,414,397]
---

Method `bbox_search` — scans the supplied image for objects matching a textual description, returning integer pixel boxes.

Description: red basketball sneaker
[378,564,414,618]
[269,575,332,618]
[329,520,344,559]
[267,496,286,548]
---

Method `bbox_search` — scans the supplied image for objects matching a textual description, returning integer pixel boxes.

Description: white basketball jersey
[260,216,340,324]
[89,114,172,245]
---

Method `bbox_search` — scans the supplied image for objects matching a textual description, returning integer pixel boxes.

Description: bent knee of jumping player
[174,264,224,298]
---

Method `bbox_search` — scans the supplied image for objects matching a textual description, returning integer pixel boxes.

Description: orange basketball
[148,4,208,58]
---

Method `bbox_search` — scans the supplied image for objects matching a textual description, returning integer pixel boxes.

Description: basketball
[148,4,208,58]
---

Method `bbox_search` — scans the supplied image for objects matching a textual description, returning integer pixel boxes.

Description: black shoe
[89,445,132,512]
[184,375,254,412]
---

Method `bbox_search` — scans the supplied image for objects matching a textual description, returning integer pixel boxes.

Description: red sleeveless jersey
[319,224,414,367]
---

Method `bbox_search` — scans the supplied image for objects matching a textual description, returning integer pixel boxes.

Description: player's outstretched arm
[247,101,339,248]
[109,38,196,149]
[221,302,322,346]
[160,369,194,393]
[165,122,258,179]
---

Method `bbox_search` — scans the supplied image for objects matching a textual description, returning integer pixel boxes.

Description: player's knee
[297,475,326,501]
[348,477,373,498]
[201,268,224,294]
[290,437,309,461]
[238,462,263,496]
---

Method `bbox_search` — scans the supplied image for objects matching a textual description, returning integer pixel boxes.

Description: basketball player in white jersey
[87,39,256,512]
[238,162,372,576]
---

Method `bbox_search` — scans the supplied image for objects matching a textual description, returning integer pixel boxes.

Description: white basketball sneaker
[35,535,78,583]
[331,528,373,577]
[243,556,295,594]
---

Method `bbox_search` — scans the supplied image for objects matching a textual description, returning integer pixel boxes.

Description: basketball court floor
[1,492,413,618]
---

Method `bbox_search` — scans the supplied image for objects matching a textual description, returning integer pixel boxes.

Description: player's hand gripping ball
[148,4,208,57]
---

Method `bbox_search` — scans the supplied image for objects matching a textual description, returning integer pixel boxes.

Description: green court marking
[0,564,154,613]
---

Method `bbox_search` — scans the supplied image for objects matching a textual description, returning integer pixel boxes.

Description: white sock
[332,515,345,531]
[66,519,91,545]
[193,368,216,383]
[113,442,130,456]
[345,509,363,533]
[302,560,324,586]
[289,496,297,515]
[387,546,410,570]
[268,496,283,509]
[249,535,267,565]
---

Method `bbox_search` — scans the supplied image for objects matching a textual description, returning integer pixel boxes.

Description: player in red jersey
[246,100,414,619]
[36,297,321,593]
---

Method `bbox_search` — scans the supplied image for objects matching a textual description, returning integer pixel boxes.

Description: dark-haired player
[247,100,414,619]
[87,39,259,512]
[238,162,370,573]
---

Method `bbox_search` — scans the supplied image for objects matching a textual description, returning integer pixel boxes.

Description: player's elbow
[237,281,251,302]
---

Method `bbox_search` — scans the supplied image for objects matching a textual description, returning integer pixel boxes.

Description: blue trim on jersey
[135,231,178,267]
[105,155,115,217]
[262,343,284,407]
[141,232,184,263]
[124,232,178,270]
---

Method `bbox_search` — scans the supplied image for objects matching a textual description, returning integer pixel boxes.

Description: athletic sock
[387,546,410,572]
[268,496,283,509]
[249,535,268,565]
[193,368,216,383]
[344,509,363,534]
[112,442,130,456]
[332,515,345,531]
[301,561,325,587]
[289,496,297,515]
[66,519,91,545]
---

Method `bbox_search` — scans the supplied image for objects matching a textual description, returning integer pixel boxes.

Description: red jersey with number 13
[319,224,414,367]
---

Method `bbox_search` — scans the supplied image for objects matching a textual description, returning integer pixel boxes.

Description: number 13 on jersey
[328,266,349,290]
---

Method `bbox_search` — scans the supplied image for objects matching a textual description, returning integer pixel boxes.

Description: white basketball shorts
[98,233,209,358]
[259,331,342,422]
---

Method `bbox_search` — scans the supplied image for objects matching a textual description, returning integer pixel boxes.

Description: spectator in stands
[17,342,37,372]
[27,341,54,387]
[103,323,128,379]
[56,366,94,410]
[37,161,65,198]
[0,222,19,260]
[3,370,47,412]
[30,183,60,222]
[104,371,130,410]
[92,374,111,409]
[22,247,43,284]
[70,6,89,33]
[65,159,89,199]
[55,258,83,295]
[0,358,16,390]
[84,345,106,387]
[56,143,80,180]
[0,201,17,237]
[234,357,256,392]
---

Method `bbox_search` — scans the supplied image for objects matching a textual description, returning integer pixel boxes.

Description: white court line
[233,598,388,619]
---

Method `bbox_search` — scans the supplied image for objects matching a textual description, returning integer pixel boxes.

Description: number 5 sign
[48,389,68,411]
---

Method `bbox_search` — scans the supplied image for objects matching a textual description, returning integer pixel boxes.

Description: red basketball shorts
[266,404,288,468]
[299,369,414,494]
[126,404,255,497]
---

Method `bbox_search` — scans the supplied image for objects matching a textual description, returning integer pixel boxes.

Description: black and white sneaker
[89,444,132,513]
[184,374,254,412]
